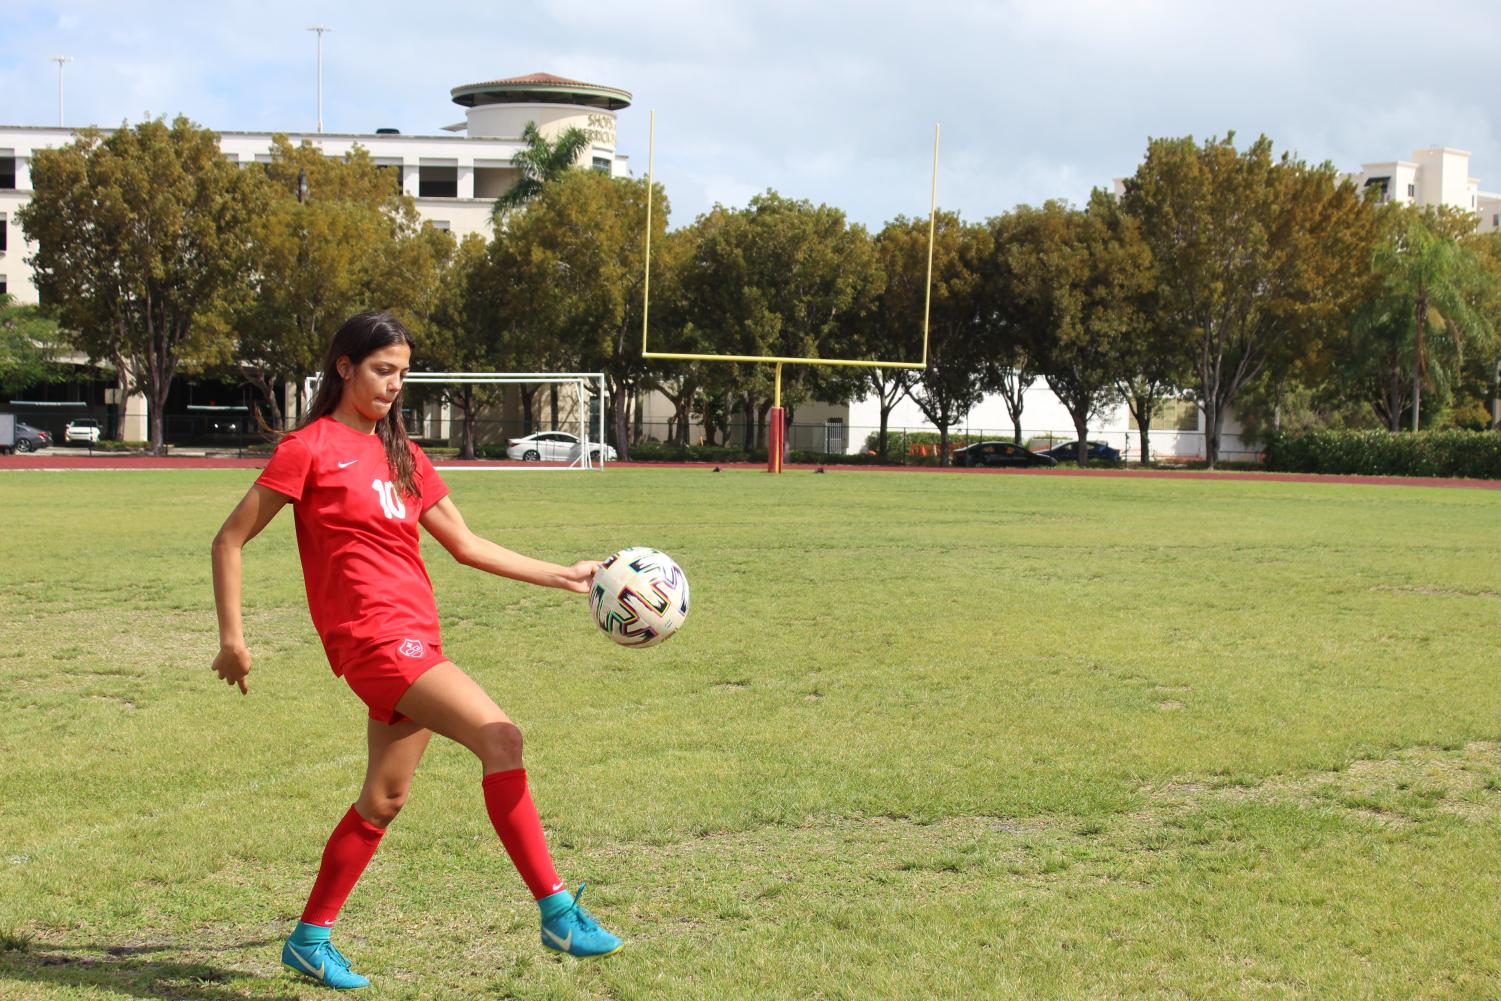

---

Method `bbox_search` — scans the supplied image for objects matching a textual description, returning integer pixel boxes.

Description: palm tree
[1367,209,1492,430]
[490,121,591,222]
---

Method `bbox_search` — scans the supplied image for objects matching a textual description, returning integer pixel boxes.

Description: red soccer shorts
[336,636,448,725]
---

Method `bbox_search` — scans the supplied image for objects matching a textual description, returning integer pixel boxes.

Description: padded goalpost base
[768,407,785,474]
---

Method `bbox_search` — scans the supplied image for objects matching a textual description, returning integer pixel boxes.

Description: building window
[1132,398,1199,432]
[591,156,611,174]
[0,276,7,295]
[1407,184,1415,198]
[429,220,450,231]
[0,157,14,190]
[1363,177,1390,204]
[375,163,404,195]
[0,215,7,253]
[418,165,457,198]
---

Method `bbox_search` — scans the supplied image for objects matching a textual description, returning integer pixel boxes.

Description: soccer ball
[590,547,690,647]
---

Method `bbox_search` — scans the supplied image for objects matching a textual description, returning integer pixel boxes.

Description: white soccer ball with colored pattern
[590,547,690,647]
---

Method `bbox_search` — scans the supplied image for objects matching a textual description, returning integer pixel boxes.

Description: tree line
[15,118,1501,465]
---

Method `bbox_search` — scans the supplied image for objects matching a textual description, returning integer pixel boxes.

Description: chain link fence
[3,407,1264,464]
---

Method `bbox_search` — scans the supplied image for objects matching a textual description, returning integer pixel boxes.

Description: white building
[1,71,632,306]
[1346,146,1501,232]
[0,72,633,440]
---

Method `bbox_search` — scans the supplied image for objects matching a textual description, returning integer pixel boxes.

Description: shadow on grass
[0,938,300,1001]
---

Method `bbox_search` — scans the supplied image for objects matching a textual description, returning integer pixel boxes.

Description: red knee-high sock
[482,768,564,899]
[300,805,386,927]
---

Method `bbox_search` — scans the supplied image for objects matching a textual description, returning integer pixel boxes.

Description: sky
[3,0,1500,230]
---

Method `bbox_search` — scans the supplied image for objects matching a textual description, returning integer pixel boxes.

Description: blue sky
[3,0,1499,230]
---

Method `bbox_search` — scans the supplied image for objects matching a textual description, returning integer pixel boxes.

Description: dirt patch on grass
[1143,741,1501,826]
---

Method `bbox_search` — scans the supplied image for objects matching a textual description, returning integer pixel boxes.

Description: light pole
[50,56,72,127]
[307,26,331,133]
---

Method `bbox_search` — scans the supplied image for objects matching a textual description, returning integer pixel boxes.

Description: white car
[506,431,617,463]
[64,418,103,444]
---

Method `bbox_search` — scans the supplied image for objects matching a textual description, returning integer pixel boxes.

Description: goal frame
[400,371,609,471]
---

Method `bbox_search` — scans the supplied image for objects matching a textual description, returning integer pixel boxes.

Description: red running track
[3,453,1499,490]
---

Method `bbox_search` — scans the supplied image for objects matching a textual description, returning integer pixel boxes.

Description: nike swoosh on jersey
[338,459,358,469]
[542,926,573,951]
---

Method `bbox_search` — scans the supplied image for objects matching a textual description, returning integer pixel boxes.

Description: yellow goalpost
[640,112,941,471]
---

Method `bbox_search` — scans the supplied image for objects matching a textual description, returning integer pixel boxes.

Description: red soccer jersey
[255,416,450,673]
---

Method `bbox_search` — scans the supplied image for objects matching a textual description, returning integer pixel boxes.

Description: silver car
[505,431,617,463]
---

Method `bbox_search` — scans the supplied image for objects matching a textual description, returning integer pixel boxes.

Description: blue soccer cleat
[539,883,623,958]
[282,936,371,990]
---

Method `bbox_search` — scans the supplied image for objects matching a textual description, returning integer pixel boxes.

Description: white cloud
[2,0,1499,226]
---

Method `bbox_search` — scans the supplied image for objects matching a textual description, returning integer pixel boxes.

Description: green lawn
[2,466,1499,999]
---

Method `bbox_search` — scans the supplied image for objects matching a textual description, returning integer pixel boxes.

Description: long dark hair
[299,310,420,500]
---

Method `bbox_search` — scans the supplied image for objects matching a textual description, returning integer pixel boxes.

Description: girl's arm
[420,495,598,593]
[211,484,291,694]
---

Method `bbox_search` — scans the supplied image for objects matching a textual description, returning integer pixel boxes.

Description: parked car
[1036,440,1122,464]
[951,441,1057,468]
[506,431,618,463]
[64,418,103,445]
[8,422,52,453]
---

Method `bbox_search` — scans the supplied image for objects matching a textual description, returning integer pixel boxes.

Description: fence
[4,407,1265,464]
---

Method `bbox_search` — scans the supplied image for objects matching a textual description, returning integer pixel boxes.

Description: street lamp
[50,56,72,127]
[307,26,331,133]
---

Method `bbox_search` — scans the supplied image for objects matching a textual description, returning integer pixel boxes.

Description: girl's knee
[474,720,523,770]
[358,787,410,828]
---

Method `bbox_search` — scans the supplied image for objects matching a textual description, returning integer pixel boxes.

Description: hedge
[1263,429,1501,479]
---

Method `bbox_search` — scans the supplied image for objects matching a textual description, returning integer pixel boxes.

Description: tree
[0,294,69,396]
[491,170,664,459]
[410,233,502,459]
[639,227,711,445]
[1099,252,1190,467]
[1342,209,1494,431]
[979,211,1042,444]
[1463,231,1501,429]
[865,216,933,456]
[905,212,992,465]
[1120,134,1383,467]
[228,136,426,427]
[490,121,591,221]
[1379,208,1491,430]
[1004,194,1151,465]
[17,117,254,454]
[684,193,881,454]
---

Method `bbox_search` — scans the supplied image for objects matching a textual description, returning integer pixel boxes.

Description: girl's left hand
[559,560,602,593]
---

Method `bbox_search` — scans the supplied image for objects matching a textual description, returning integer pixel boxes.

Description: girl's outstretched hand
[560,560,603,594]
[213,643,252,695]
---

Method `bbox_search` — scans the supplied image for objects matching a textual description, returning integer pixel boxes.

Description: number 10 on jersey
[371,479,406,519]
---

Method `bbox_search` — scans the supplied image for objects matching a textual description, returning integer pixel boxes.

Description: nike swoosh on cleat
[338,459,358,469]
[542,927,574,952]
[289,950,326,980]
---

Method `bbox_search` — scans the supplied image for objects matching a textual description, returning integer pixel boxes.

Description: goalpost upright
[639,111,940,472]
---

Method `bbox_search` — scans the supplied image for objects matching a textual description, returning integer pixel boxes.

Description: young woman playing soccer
[210,311,621,990]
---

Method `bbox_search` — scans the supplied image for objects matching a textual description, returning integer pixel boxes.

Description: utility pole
[307,26,331,133]
[50,56,72,127]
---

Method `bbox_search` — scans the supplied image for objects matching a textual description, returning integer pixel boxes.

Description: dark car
[952,441,1057,468]
[1037,440,1122,464]
[8,422,52,454]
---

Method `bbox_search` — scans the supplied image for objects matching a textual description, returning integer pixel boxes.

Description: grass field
[2,466,1500,1000]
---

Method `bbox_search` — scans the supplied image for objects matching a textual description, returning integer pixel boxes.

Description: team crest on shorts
[398,638,425,658]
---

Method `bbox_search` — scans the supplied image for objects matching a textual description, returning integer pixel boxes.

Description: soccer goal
[400,372,609,471]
